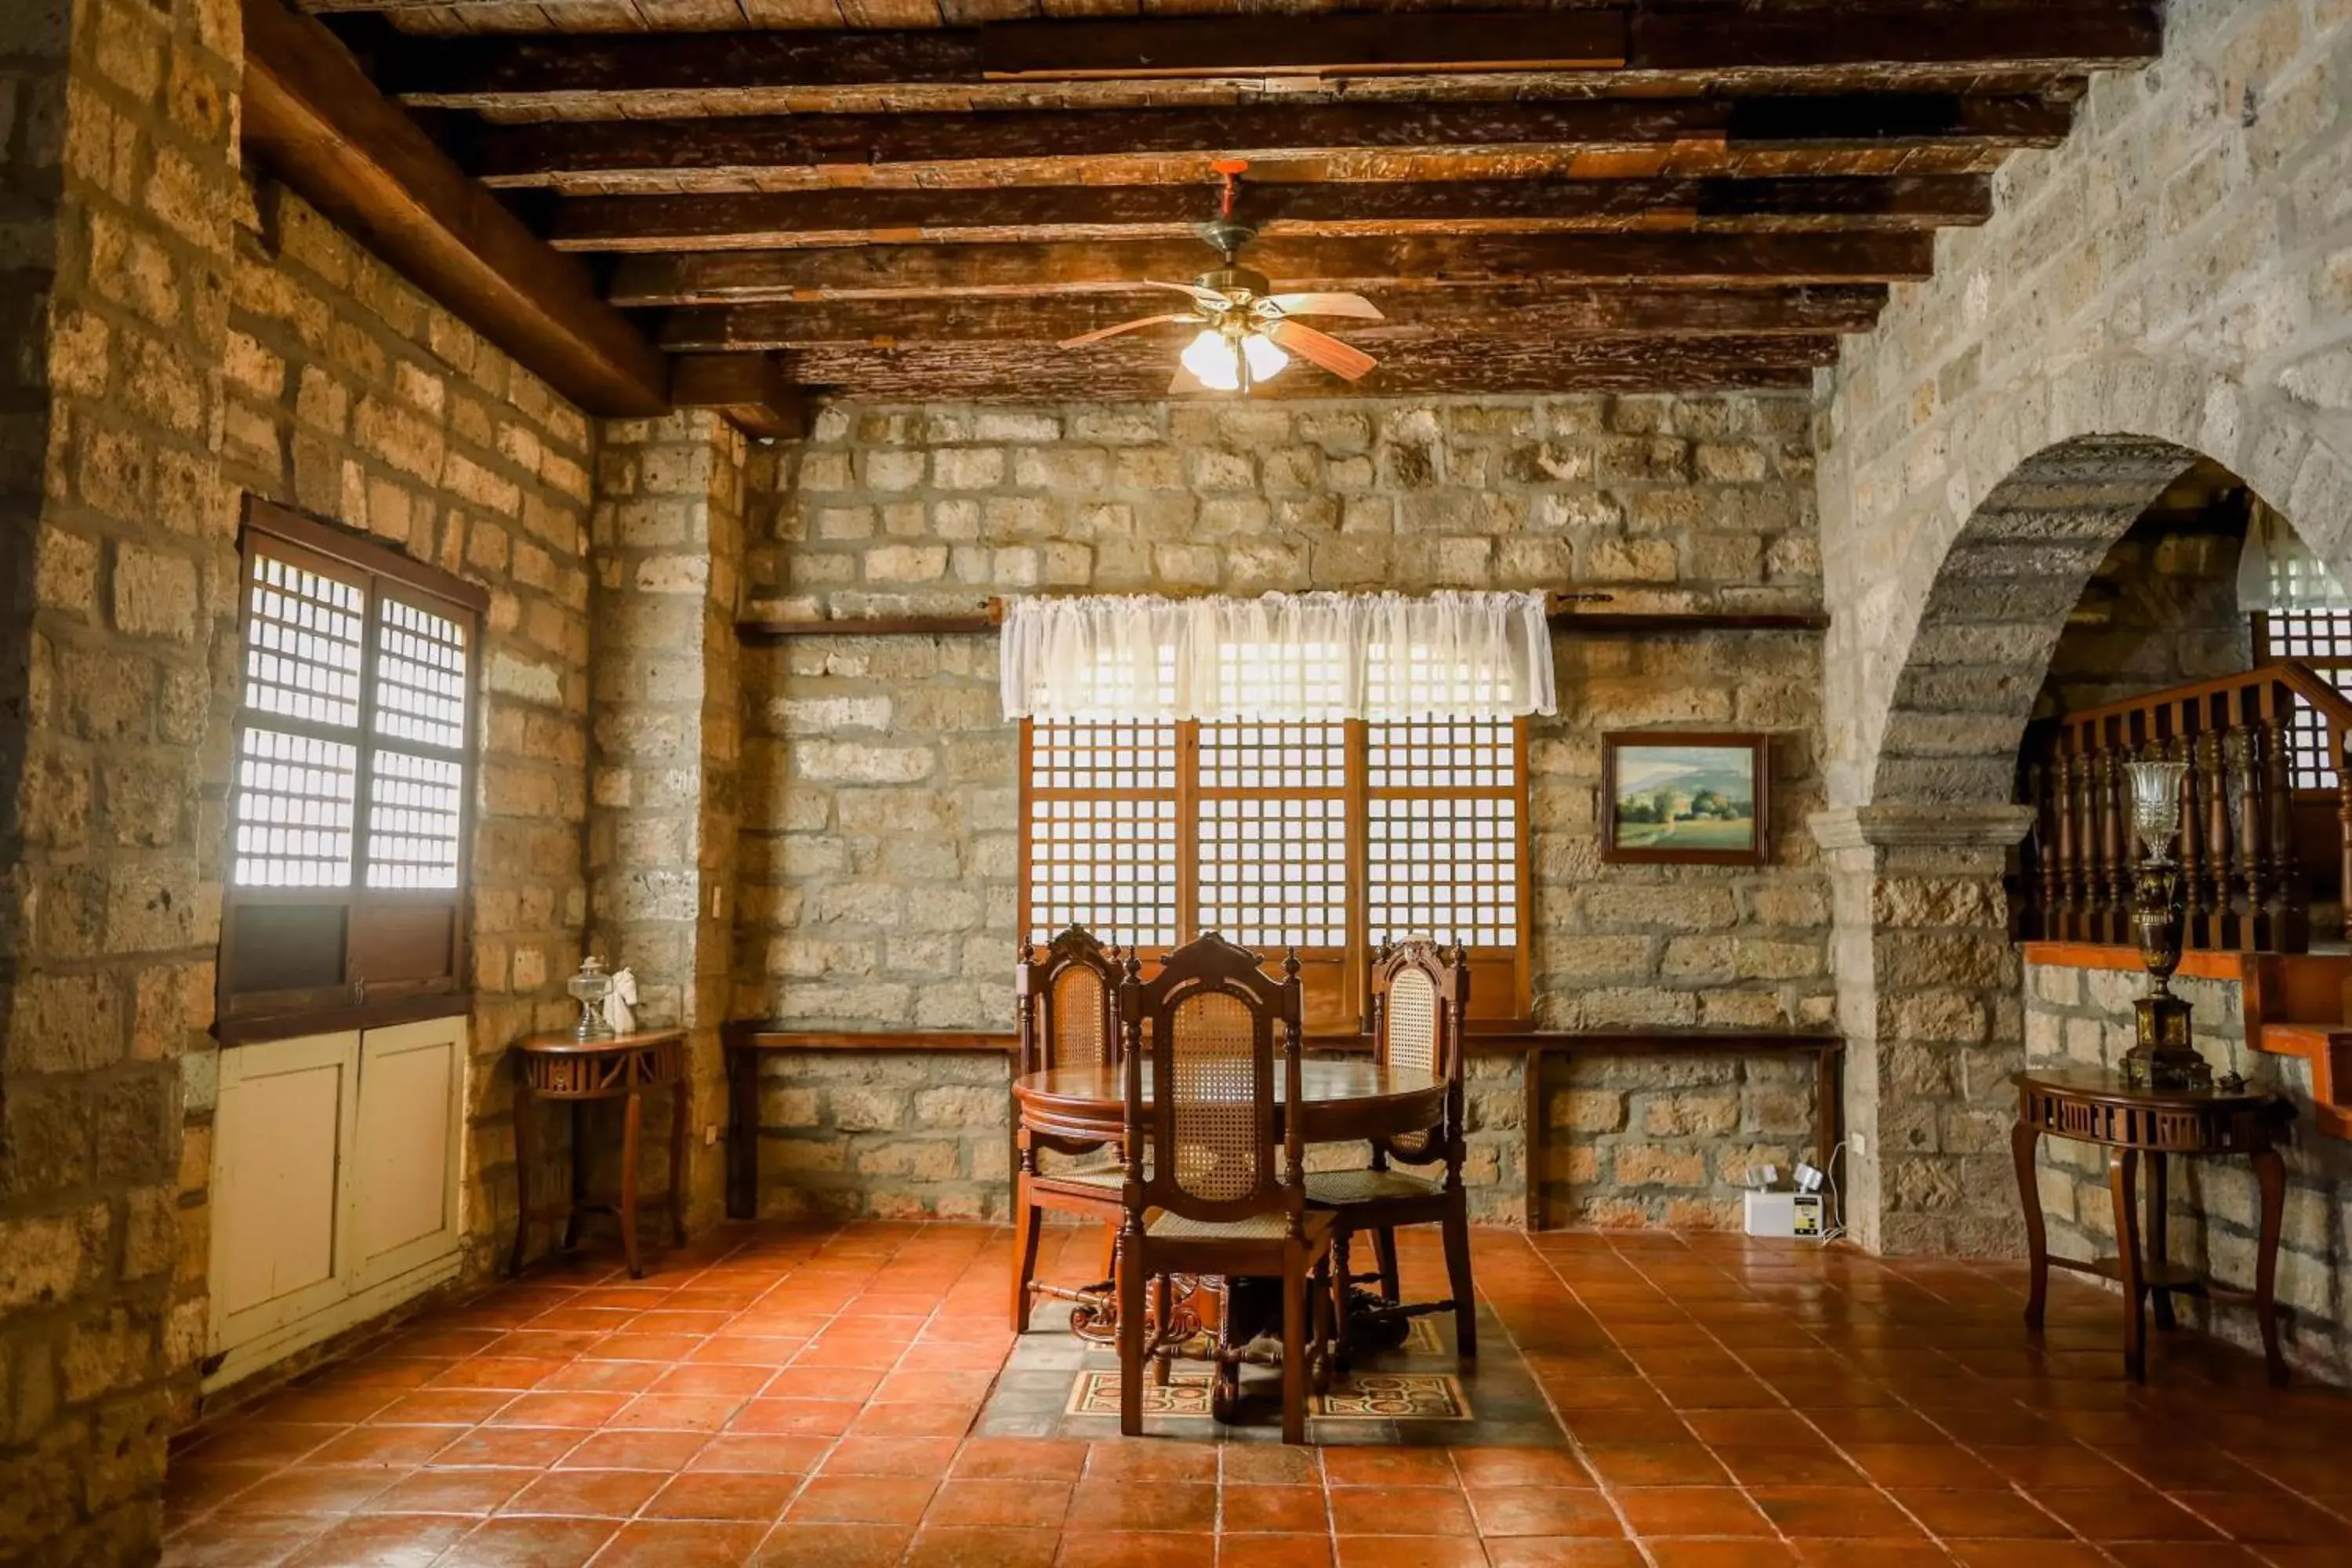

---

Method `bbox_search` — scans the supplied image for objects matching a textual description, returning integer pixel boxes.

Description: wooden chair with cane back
[1310,937,1475,1364]
[1011,924,1127,1332]
[1116,933,1334,1443]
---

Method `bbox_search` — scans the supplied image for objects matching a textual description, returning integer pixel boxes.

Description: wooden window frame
[2252,608,2352,790]
[1018,716,1534,1034]
[219,498,488,1045]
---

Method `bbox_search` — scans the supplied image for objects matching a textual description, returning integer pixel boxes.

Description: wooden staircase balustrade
[2016,662,2352,954]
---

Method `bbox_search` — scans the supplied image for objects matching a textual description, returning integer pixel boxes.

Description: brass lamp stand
[2122,758,2212,1091]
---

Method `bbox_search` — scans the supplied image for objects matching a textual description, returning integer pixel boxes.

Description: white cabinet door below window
[351,1015,467,1292]
[209,1032,360,1353]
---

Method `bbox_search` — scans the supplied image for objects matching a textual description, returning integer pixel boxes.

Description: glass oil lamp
[568,956,616,1042]
[2122,758,2210,1090]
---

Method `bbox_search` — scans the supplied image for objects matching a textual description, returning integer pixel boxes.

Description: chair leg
[1010,1177,1042,1334]
[1150,1273,1173,1386]
[1119,1239,1145,1438]
[1442,1194,1478,1359]
[1328,1229,1353,1372]
[1372,1226,1401,1304]
[1311,1257,1334,1396]
[1281,1249,1308,1445]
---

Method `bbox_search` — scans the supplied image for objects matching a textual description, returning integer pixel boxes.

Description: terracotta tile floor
[163,1222,2352,1567]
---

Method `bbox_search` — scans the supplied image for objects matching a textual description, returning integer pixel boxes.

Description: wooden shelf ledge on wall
[735,595,1829,642]
[720,1022,1842,1225]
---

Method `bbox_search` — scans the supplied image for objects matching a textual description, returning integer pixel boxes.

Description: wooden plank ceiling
[303,0,2160,405]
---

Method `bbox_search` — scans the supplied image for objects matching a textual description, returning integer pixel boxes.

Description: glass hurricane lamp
[568,955,616,1041]
[2122,757,2209,1091]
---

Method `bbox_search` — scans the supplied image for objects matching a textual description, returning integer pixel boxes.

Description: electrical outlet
[1850,1132,1866,1156]
[703,1123,720,1146]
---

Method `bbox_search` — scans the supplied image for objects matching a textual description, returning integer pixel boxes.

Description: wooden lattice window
[220,499,487,1041]
[1019,716,1531,1032]
[2252,610,2352,787]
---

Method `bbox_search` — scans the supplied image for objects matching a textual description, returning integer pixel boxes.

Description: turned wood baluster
[2230,725,2267,949]
[2034,759,2061,940]
[2053,748,2082,939]
[2074,746,2102,939]
[2200,728,2233,938]
[2339,725,2352,939]
[2262,713,2302,949]
[2102,744,2131,942]
[2176,729,2208,948]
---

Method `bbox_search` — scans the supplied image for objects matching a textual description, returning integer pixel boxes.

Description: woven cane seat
[1305,1167,1443,1205]
[1148,1209,1336,1243]
[1036,1165,1129,1192]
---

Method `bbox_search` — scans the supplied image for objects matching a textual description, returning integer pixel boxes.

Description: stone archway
[1814,426,2326,1255]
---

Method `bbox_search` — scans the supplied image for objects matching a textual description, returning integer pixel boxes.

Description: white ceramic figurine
[602,967,638,1036]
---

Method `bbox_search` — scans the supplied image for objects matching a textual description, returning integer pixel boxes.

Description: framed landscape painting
[1600,732,1771,867]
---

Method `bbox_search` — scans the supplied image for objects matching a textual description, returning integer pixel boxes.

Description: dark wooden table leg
[562,1099,586,1250]
[2252,1144,2288,1387]
[621,1086,644,1279]
[2107,1147,2145,1381]
[2013,1119,2047,1333]
[2147,1151,2176,1332]
[509,1073,535,1276]
[668,1076,690,1248]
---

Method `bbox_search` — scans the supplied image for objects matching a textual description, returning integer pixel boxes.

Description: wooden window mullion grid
[1021,713,1532,1030]
[220,498,485,1043]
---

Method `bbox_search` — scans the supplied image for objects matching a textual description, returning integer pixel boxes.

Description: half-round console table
[510,1029,689,1279]
[2011,1066,2295,1385]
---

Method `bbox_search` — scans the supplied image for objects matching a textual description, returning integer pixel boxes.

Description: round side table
[510,1029,689,1279]
[2012,1066,2295,1385]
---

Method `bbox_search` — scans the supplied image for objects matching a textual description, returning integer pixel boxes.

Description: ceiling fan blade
[1265,318,1377,381]
[1145,278,1232,306]
[1263,292,1385,321]
[1058,313,1196,349]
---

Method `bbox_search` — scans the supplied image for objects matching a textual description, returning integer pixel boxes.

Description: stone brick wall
[589,411,747,1233]
[0,0,240,1558]
[212,177,601,1286]
[2024,960,2352,1384]
[1812,0,2352,1257]
[736,394,1834,1228]
[2034,506,2250,721]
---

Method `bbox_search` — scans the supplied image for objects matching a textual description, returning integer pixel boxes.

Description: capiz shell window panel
[1019,715,1530,1029]
[223,500,485,1038]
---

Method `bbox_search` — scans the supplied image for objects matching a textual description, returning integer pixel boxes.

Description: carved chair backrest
[1370,937,1470,1165]
[1015,926,1121,1080]
[1118,933,1305,1230]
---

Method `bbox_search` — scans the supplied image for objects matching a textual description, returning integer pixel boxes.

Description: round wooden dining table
[1012,1057,1446,1149]
[1011,1056,1449,1384]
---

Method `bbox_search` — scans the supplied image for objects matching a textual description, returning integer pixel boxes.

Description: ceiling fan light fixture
[1241,332,1289,384]
[1181,327,1243,391]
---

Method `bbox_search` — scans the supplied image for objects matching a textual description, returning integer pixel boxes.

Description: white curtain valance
[999,590,1558,722]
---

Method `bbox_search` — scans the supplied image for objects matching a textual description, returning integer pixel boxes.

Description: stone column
[587,412,748,1233]
[1812,805,2033,1256]
[0,0,241,1558]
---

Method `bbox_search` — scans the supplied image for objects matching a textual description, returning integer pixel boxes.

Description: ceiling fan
[1058,160,1384,394]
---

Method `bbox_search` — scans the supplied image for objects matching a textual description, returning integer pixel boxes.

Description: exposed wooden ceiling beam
[761,333,1837,401]
[655,285,1893,351]
[381,7,2152,108]
[550,176,1991,252]
[669,353,809,440]
[607,232,1934,307]
[241,0,669,418]
[469,96,2067,190]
